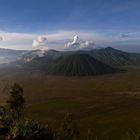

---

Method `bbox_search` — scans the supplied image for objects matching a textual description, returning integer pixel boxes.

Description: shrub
[9,120,55,140]
[58,113,80,140]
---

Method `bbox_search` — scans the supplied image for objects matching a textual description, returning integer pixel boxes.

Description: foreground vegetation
[0,83,80,140]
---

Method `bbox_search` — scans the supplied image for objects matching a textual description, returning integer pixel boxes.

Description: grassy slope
[47,54,117,76]
[0,66,140,139]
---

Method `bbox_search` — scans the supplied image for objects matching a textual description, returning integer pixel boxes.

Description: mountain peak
[46,53,117,76]
[105,46,115,50]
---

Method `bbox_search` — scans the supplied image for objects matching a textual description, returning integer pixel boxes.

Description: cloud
[0,30,109,50]
[32,40,40,48]
[64,35,80,49]
[0,29,140,51]
[118,32,140,40]
[0,31,36,41]
[80,41,95,49]
[120,34,129,38]
[0,37,3,41]
[36,36,47,43]
[64,35,95,50]
[32,36,47,49]
[36,50,46,57]
[31,36,48,58]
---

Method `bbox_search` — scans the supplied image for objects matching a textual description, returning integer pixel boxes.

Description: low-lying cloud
[80,41,95,49]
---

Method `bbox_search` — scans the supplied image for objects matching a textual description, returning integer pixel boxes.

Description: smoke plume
[64,35,95,50]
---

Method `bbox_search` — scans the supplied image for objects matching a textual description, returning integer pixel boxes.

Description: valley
[0,65,140,139]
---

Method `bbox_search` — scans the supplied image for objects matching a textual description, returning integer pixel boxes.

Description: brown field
[1,66,140,139]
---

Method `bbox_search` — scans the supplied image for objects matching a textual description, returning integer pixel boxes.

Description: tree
[7,83,24,121]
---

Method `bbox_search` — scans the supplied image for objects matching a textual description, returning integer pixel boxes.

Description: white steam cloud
[0,37,3,41]
[64,35,80,49]
[32,36,47,49]
[30,36,49,59]
[80,41,95,49]
[64,35,95,50]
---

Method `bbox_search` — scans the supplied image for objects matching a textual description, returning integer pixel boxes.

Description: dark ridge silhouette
[88,47,140,66]
[46,53,118,76]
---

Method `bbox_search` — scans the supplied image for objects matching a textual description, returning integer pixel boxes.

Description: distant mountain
[17,50,62,70]
[0,48,28,64]
[0,48,27,56]
[22,47,140,67]
[88,47,140,66]
[46,53,118,76]
[21,49,62,62]
[17,47,140,72]
[7,47,140,71]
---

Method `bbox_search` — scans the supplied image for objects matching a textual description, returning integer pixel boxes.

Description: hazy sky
[0,0,140,51]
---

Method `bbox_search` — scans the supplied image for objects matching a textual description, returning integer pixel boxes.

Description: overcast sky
[0,0,140,52]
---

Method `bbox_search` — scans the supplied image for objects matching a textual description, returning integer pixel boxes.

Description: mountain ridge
[1,47,140,67]
[22,47,140,66]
